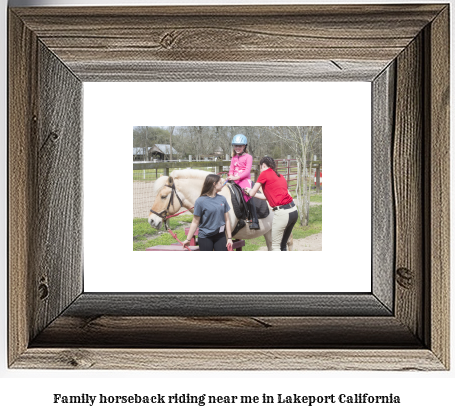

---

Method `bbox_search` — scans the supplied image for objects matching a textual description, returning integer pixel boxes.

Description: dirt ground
[257,232,322,251]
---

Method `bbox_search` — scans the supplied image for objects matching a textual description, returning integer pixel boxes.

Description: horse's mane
[152,175,170,196]
[153,169,210,195]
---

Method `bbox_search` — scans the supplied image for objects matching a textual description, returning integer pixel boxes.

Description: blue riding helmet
[232,134,248,145]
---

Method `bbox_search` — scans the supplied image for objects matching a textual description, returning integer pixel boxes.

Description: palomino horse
[148,169,294,251]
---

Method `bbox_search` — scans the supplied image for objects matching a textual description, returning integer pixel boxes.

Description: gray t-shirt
[193,194,231,238]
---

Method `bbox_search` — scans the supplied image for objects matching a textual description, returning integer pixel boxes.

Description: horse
[148,169,294,251]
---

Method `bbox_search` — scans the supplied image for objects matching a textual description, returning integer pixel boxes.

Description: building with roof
[150,144,180,161]
[133,144,180,161]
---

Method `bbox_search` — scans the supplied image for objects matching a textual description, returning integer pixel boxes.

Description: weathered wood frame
[8,5,449,370]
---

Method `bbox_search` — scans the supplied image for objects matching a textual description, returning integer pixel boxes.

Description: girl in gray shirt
[183,174,233,251]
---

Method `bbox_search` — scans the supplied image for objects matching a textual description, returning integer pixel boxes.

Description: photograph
[133,126,322,252]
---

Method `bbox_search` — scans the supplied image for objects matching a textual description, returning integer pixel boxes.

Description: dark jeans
[198,232,227,251]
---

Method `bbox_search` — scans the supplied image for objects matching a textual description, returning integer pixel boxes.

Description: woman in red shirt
[244,156,298,251]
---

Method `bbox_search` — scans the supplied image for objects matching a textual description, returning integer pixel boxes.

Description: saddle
[227,182,270,236]
[228,182,249,220]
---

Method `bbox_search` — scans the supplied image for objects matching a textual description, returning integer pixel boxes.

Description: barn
[149,144,179,161]
[133,144,180,161]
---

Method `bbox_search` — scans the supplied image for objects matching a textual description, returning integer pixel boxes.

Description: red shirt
[257,168,293,208]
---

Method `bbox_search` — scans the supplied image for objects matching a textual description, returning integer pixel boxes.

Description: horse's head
[148,176,184,229]
[148,169,212,229]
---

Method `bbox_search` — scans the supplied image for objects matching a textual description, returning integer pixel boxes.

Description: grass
[288,191,322,204]
[292,204,322,239]
[133,216,194,251]
[133,204,322,251]
[310,193,322,203]
[133,217,158,238]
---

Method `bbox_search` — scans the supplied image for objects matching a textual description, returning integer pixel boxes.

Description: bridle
[149,182,185,230]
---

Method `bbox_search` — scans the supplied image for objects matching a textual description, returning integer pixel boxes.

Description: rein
[168,228,190,251]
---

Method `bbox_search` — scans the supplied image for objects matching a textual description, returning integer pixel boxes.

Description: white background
[84,82,371,292]
[1,0,454,414]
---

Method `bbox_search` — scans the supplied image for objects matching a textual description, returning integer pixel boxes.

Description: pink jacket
[229,153,253,202]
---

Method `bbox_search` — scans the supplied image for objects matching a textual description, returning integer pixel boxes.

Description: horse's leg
[287,233,294,252]
[264,229,273,251]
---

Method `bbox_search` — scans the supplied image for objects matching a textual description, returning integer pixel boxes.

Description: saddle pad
[228,182,270,220]
[252,196,270,219]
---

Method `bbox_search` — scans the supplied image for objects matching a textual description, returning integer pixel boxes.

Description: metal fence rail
[274,158,322,192]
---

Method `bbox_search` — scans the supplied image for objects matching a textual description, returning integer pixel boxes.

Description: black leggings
[198,232,227,251]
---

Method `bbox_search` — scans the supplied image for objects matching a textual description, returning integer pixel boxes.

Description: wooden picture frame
[8,4,449,370]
